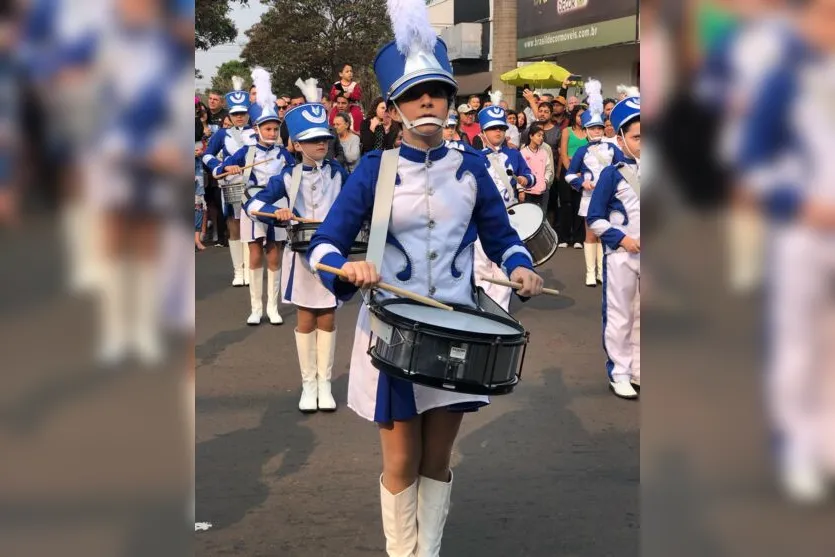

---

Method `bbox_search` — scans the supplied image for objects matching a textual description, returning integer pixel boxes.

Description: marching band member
[306,0,544,553]
[473,93,536,310]
[215,67,293,326]
[586,96,641,400]
[202,75,256,287]
[566,79,623,287]
[735,2,835,502]
[244,77,348,413]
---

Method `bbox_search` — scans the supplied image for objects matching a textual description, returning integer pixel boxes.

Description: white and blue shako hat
[478,89,508,130]
[610,96,640,134]
[580,79,605,129]
[374,0,458,105]
[250,67,280,126]
[284,77,332,142]
[478,106,508,131]
[225,75,250,115]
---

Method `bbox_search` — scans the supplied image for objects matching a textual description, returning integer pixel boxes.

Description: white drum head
[387,302,520,336]
[507,203,543,239]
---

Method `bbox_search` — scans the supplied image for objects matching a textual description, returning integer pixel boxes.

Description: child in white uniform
[586,96,641,400]
[244,80,349,412]
[215,68,294,326]
[566,80,622,287]
[307,1,545,554]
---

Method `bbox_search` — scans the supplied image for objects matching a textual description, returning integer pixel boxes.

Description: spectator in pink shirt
[520,123,554,208]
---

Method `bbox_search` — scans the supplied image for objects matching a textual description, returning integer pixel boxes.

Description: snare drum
[288,222,370,255]
[506,202,558,267]
[221,182,244,218]
[368,298,529,395]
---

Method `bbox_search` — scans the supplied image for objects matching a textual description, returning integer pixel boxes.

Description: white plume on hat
[616,84,640,98]
[251,67,276,112]
[488,89,503,106]
[294,77,320,103]
[586,79,603,118]
[387,0,438,56]
[231,75,244,92]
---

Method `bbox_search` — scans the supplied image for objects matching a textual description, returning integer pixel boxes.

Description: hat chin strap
[392,102,444,136]
[256,126,277,145]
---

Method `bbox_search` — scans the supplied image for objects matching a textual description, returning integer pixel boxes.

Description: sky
[195,1,269,90]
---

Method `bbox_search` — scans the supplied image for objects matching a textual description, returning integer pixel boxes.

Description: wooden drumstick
[315,263,454,312]
[250,210,321,224]
[215,158,271,179]
[479,276,561,296]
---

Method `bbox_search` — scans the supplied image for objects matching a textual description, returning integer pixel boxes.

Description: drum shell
[288,222,369,255]
[506,202,558,267]
[368,300,528,396]
[525,218,558,266]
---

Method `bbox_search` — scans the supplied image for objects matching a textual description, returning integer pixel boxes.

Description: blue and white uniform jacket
[736,40,835,223]
[243,158,349,224]
[306,142,535,306]
[478,144,536,206]
[214,143,294,188]
[587,158,641,254]
[566,141,622,192]
[202,126,257,179]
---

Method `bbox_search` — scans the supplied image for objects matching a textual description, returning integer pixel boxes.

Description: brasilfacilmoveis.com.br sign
[518,0,638,57]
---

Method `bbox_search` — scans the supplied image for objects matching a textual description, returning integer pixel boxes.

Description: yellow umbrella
[500,61,572,88]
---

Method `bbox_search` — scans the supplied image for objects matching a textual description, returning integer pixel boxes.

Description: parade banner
[517,0,638,57]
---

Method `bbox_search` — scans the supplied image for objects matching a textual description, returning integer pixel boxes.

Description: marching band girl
[244,78,348,413]
[214,68,293,326]
[566,80,623,287]
[306,0,544,554]
[202,76,256,287]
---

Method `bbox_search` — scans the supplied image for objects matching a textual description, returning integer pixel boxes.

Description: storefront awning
[455,71,493,95]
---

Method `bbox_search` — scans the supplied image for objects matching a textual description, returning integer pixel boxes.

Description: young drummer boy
[586,96,641,400]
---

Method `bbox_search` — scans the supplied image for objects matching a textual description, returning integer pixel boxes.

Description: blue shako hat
[284,104,332,142]
[478,106,508,131]
[284,77,332,142]
[225,76,250,115]
[374,0,458,102]
[581,110,604,128]
[610,96,640,133]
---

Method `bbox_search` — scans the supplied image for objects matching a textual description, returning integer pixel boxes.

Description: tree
[241,0,393,110]
[196,0,250,51]
[211,60,252,94]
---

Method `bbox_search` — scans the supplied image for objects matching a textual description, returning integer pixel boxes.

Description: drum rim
[369,298,526,341]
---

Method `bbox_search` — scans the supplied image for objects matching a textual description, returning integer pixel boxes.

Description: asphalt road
[196,245,639,557]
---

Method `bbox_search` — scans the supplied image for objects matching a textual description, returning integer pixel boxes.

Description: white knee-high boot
[229,239,244,286]
[134,260,163,365]
[381,476,418,557]
[295,329,318,412]
[97,259,130,364]
[316,328,336,411]
[266,269,283,325]
[583,243,597,287]
[247,268,264,325]
[242,241,250,285]
[596,242,604,283]
[416,471,453,557]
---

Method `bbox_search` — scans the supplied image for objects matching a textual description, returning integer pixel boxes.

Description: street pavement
[196,245,639,557]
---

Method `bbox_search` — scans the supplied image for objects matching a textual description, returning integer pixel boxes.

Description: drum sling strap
[487,151,515,195]
[241,146,258,187]
[366,148,400,340]
[366,148,400,270]
[617,164,641,199]
[286,164,304,213]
